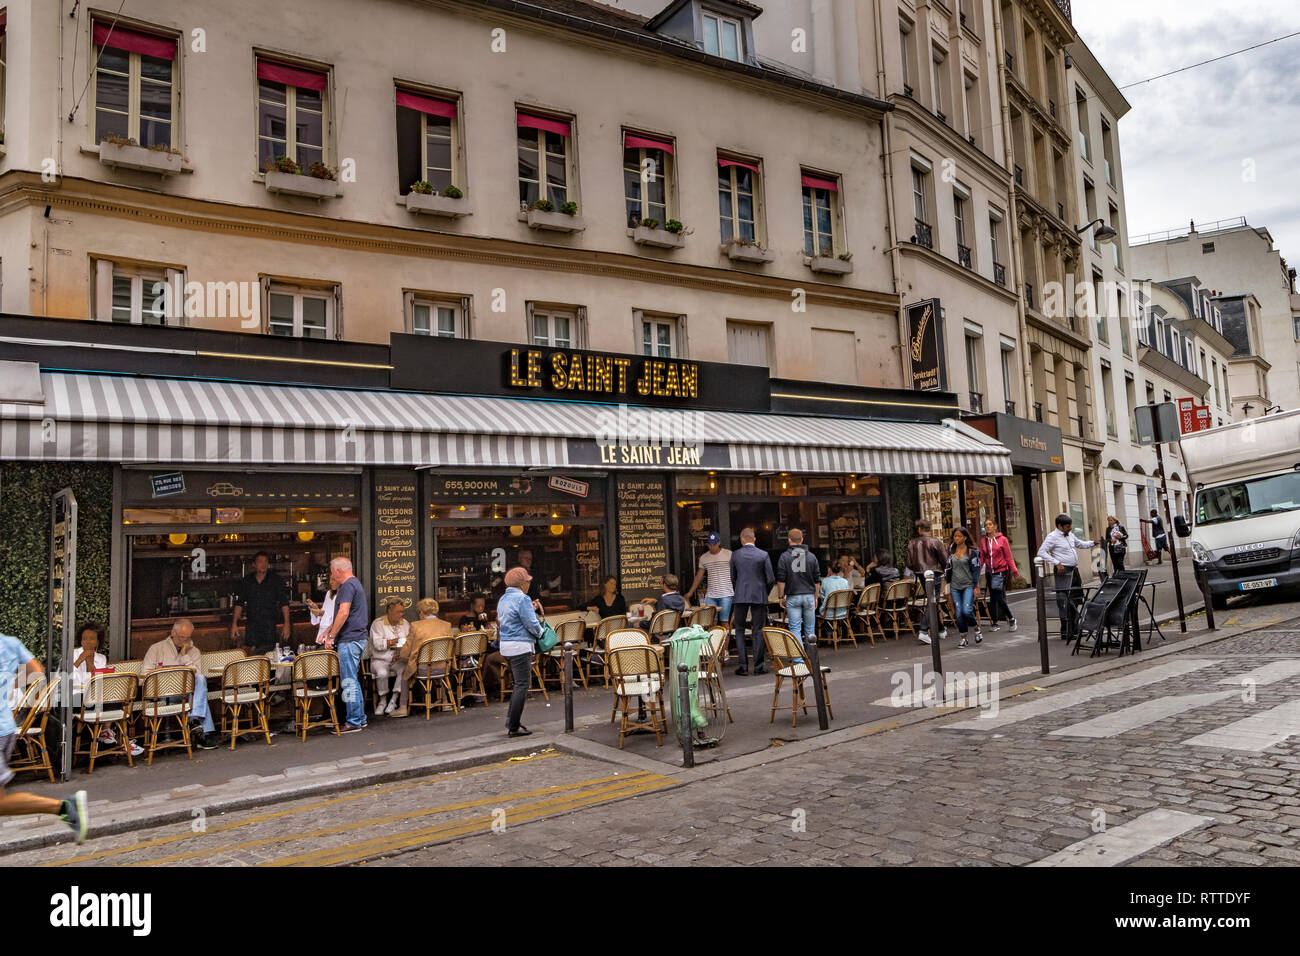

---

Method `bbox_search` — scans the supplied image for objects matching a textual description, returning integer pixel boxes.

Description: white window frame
[911,163,929,223]
[1000,339,1016,408]
[989,207,1004,265]
[953,184,970,247]
[256,60,329,172]
[801,173,841,258]
[962,71,977,139]
[265,282,338,340]
[517,114,575,207]
[93,258,184,325]
[93,26,179,148]
[964,331,982,396]
[899,16,915,91]
[623,134,675,227]
[718,156,762,245]
[420,111,457,192]
[726,319,772,369]
[528,304,585,350]
[0,29,6,142]
[405,292,468,338]
[702,11,744,62]
[636,311,683,359]
[931,45,948,116]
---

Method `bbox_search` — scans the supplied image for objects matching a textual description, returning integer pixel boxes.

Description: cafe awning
[0,371,1011,476]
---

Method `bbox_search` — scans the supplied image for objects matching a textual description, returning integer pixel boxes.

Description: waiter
[1036,514,1097,643]
[231,551,291,654]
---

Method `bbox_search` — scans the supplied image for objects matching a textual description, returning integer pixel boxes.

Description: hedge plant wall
[887,476,918,569]
[0,463,113,659]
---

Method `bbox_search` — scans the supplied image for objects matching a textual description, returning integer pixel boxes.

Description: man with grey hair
[322,557,369,732]
[141,617,217,750]
[730,527,774,675]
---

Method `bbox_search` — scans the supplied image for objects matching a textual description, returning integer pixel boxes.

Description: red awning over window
[257,59,327,91]
[396,89,457,119]
[517,112,571,137]
[719,157,761,174]
[801,173,839,192]
[92,21,176,61]
[624,132,674,155]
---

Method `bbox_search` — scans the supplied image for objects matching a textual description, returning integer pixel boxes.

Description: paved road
[10,597,1297,867]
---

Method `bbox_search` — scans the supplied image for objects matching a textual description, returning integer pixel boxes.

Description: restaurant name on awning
[506,348,700,400]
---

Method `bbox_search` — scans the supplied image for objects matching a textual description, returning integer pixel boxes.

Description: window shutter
[576,306,587,349]
[402,291,415,333]
[460,296,471,338]
[677,314,688,358]
[164,268,185,325]
[525,301,536,344]
[94,259,114,321]
[333,284,344,340]
[259,276,272,334]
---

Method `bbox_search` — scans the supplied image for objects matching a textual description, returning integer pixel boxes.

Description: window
[624,131,674,227]
[1000,342,1016,411]
[912,166,928,222]
[964,330,983,410]
[801,172,840,258]
[953,186,972,268]
[267,283,337,339]
[256,58,327,171]
[963,72,979,142]
[1109,203,1122,268]
[530,305,583,349]
[1101,119,1115,185]
[1101,365,1117,437]
[899,17,916,92]
[1076,87,1090,161]
[93,21,178,148]
[702,11,743,62]
[727,321,770,368]
[93,259,182,325]
[1202,242,1215,254]
[518,110,573,207]
[1118,288,1131,356]
[931,46,948,118]
[395,89,460,195]
[718,155,760,244]
[1083,181,1098,248]
[0,11,6,142]
[640,314,680,358]
[1126,375,1138,442]
[406,294,466,338]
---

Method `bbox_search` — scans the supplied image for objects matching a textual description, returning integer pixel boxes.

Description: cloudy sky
[1072,1,1300,264]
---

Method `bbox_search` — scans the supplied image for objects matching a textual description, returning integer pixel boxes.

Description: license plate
[1240,578,1278,591]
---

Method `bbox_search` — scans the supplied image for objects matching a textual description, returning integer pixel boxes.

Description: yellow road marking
[45,751,559,867]
[267,775,676,867]
[127,771,651,868]
[860,721,901,736]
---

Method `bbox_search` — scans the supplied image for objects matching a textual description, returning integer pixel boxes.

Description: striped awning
[0,372,1012,476]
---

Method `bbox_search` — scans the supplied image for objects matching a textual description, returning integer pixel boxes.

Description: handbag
[990,572,1006,591]
[536,623,559,654]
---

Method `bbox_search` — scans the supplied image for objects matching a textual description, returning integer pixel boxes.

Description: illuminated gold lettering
[567,353,586,391]
[614,358,632,393]
[508,349,525,387]
[526,350,543,387]
[680,364,698,398]
[589,355,612,392]
[550,351,567,389]
[664,362,680,397]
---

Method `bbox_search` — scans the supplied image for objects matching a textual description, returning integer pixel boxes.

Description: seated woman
[71,621,108,693]
[458,593,495,633]
[837,554,867,588]
[585,576,627,619]
[819,566,852,620]
[865,549,901,587]
[404,598,456,692]
[369,597,411,718]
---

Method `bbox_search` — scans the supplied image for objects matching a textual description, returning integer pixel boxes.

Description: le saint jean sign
[506,348,700,400]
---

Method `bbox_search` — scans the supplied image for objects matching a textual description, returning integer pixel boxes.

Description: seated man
[818,568,852,622]
[637,574,686,630]
[141,618,217,750]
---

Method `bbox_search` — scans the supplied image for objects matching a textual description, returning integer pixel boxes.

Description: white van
[1182,409,1300,608]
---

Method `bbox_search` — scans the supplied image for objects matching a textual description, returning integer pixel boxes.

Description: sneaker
[383,696,398,715]
[194,733,218,751]
[975,632,983,645]
[59,791,89,845]
[127,741,145,758]
[958,637,969,648]
[1009,619,1019,631]
[940,629,949,640]
[990,625,1001,632]
[339,723,365,734]
[390,707,409,718]
[917,633,932,645]
[97,729,116,746]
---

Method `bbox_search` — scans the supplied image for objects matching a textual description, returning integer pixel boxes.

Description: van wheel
[1210,594,1228,611]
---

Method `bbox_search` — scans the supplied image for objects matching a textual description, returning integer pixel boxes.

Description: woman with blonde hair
[370,597,411,717]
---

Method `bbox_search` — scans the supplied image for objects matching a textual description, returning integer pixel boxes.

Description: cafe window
[528,303,585,349]
[405,292,468,338]
[93,19,178,148]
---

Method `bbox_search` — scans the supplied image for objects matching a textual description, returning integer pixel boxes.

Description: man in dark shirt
[730,527,776,675]
[322,557,370,732]
[231,551,290,654]
[518,549,546,601]
[776,528,821,650]
[1141,510,1168,564]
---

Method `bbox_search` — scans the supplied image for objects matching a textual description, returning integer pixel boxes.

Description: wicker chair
[140,668,197,764]
[817,588,857,650]
[850,583,883,646]
[699,626,733,724]
[647,609,680,644]
[10,676,59,782]
[76,673,139,772]
[412,637,459,718]
[608,646,667,749]
[881,579,916,640]
[221,657,272,749]
[762,627,833,727]
[684,605,717,629]
[292,650,341,740]
[585,615,625,687]
[452,631,490,706]
[496,644,550,703]
[545,618,588,689]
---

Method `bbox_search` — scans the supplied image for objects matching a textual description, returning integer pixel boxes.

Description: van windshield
[1196,472,1300,526]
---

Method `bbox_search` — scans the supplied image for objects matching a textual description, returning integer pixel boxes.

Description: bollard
[562,642,575,733]
[1034,557,1051,675]
[677,662,694,768]
[1198,562,1216,631]
[923,570,944,704]
[804,633,830,730]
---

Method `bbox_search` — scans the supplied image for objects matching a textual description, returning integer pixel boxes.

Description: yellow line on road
[45,751,559,867]
[268,775,676,867]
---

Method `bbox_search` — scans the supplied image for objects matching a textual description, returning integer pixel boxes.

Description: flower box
[525,208,585,233]
[724,243,774,264]
[807,256,854,275]
[264,170,340,199]
[632,225,685,249]
[98,141,182,176]
[405,192,471,218]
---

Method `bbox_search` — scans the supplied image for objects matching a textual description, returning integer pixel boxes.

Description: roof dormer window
[703,10,744,61]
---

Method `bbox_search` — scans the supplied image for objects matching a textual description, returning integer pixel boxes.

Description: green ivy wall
[887,476,918,569]
[0,464,114,659]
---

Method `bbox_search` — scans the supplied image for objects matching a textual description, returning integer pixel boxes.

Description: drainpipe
[872,0,909,386]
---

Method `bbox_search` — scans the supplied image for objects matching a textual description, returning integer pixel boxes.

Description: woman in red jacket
[980,518,1019,631]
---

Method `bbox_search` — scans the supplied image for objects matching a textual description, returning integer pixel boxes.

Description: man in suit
[730,527,775,675]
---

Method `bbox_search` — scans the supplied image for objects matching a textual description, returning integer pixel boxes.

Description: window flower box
[724,242,774,264]
[806,255,854,275]
[264,170,340,199]
[404,192,471,218]
[631,224,685,249]
[98,140,182,176]
[525,207,586,233]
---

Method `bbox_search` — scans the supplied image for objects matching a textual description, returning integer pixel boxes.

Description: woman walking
[1106,515,1129,572]
[498,565,544,738]
[980,519,1018,632]
[945,526,983,648]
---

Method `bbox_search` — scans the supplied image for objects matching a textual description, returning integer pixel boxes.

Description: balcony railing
[904,83,913,97]
[993,262,1007,287]
[913,219,934,250]
[1054,0,1072,22]
[1014,165,1024,186]
[1006,51,1014,72]
[1024,282,1034,309]
[937,110,948,125]
[1033,402,1044,423]
[1049,99,1057,118]
[1075,415,1088,438]
[1005,400,1017,416]
[1057,202,1065,220]
[969,392,984,413]
[957,244,972,269]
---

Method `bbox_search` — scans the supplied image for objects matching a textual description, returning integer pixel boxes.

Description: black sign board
[905,298,946,392]
[990,412,1065,472]
[371,470,419,618]
[426,474,605,501]
[1135,402,1180,445]
[389,334,770,412]
[566,438,731,469]
[614,475,670,603]
[123,470,360,506]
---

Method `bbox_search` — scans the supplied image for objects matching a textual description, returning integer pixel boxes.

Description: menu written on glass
[372,470,419,618]
[615,476,669,603]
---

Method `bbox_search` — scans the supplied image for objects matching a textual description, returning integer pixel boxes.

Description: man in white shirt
[1036,514,1097,643]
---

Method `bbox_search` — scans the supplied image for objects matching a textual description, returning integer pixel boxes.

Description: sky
[1071,0,1300,266]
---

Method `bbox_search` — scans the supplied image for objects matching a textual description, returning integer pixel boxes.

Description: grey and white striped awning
[0,371,1011,476]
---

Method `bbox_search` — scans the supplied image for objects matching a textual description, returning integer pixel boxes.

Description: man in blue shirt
[497,566,544,737]
[323,557,370,732]
[0,633,88,843]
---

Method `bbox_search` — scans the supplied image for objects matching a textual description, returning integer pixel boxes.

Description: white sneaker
[940,629,949,640]
[97,730,116,745]
[975,631,983,645]
[383,695,399,715]
[128,741,144,757]
[917,633,932,645]
[1010,619,1019,631]
[990,625,1001,632]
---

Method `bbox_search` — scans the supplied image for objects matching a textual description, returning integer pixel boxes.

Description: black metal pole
[677,662,694,767]
[924,571,944,704]
[1198,561,1216,630]
[1035,557,1051,675]
[1154,441,1188,633]
[804,631,830,730]
[562,642,574,733]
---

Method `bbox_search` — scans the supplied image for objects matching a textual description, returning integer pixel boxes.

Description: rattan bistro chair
[453,631,490,706]
[75,673,139,772]
[221,657,273,749]
[647,609,680,644]
[608,646,667,749]
[496,647,550,703]
[412,637,460,718]
[684,605,717,629]
[140,668,197,764]
[850,583,883,646]
[292,650,341,740]
[586,615,625,687]
[881,580,916,641]
[817,588,857,650]
[545,618,588,689]
[762,627,834,728]
[699,626,733,724]
[10,676,59,782]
